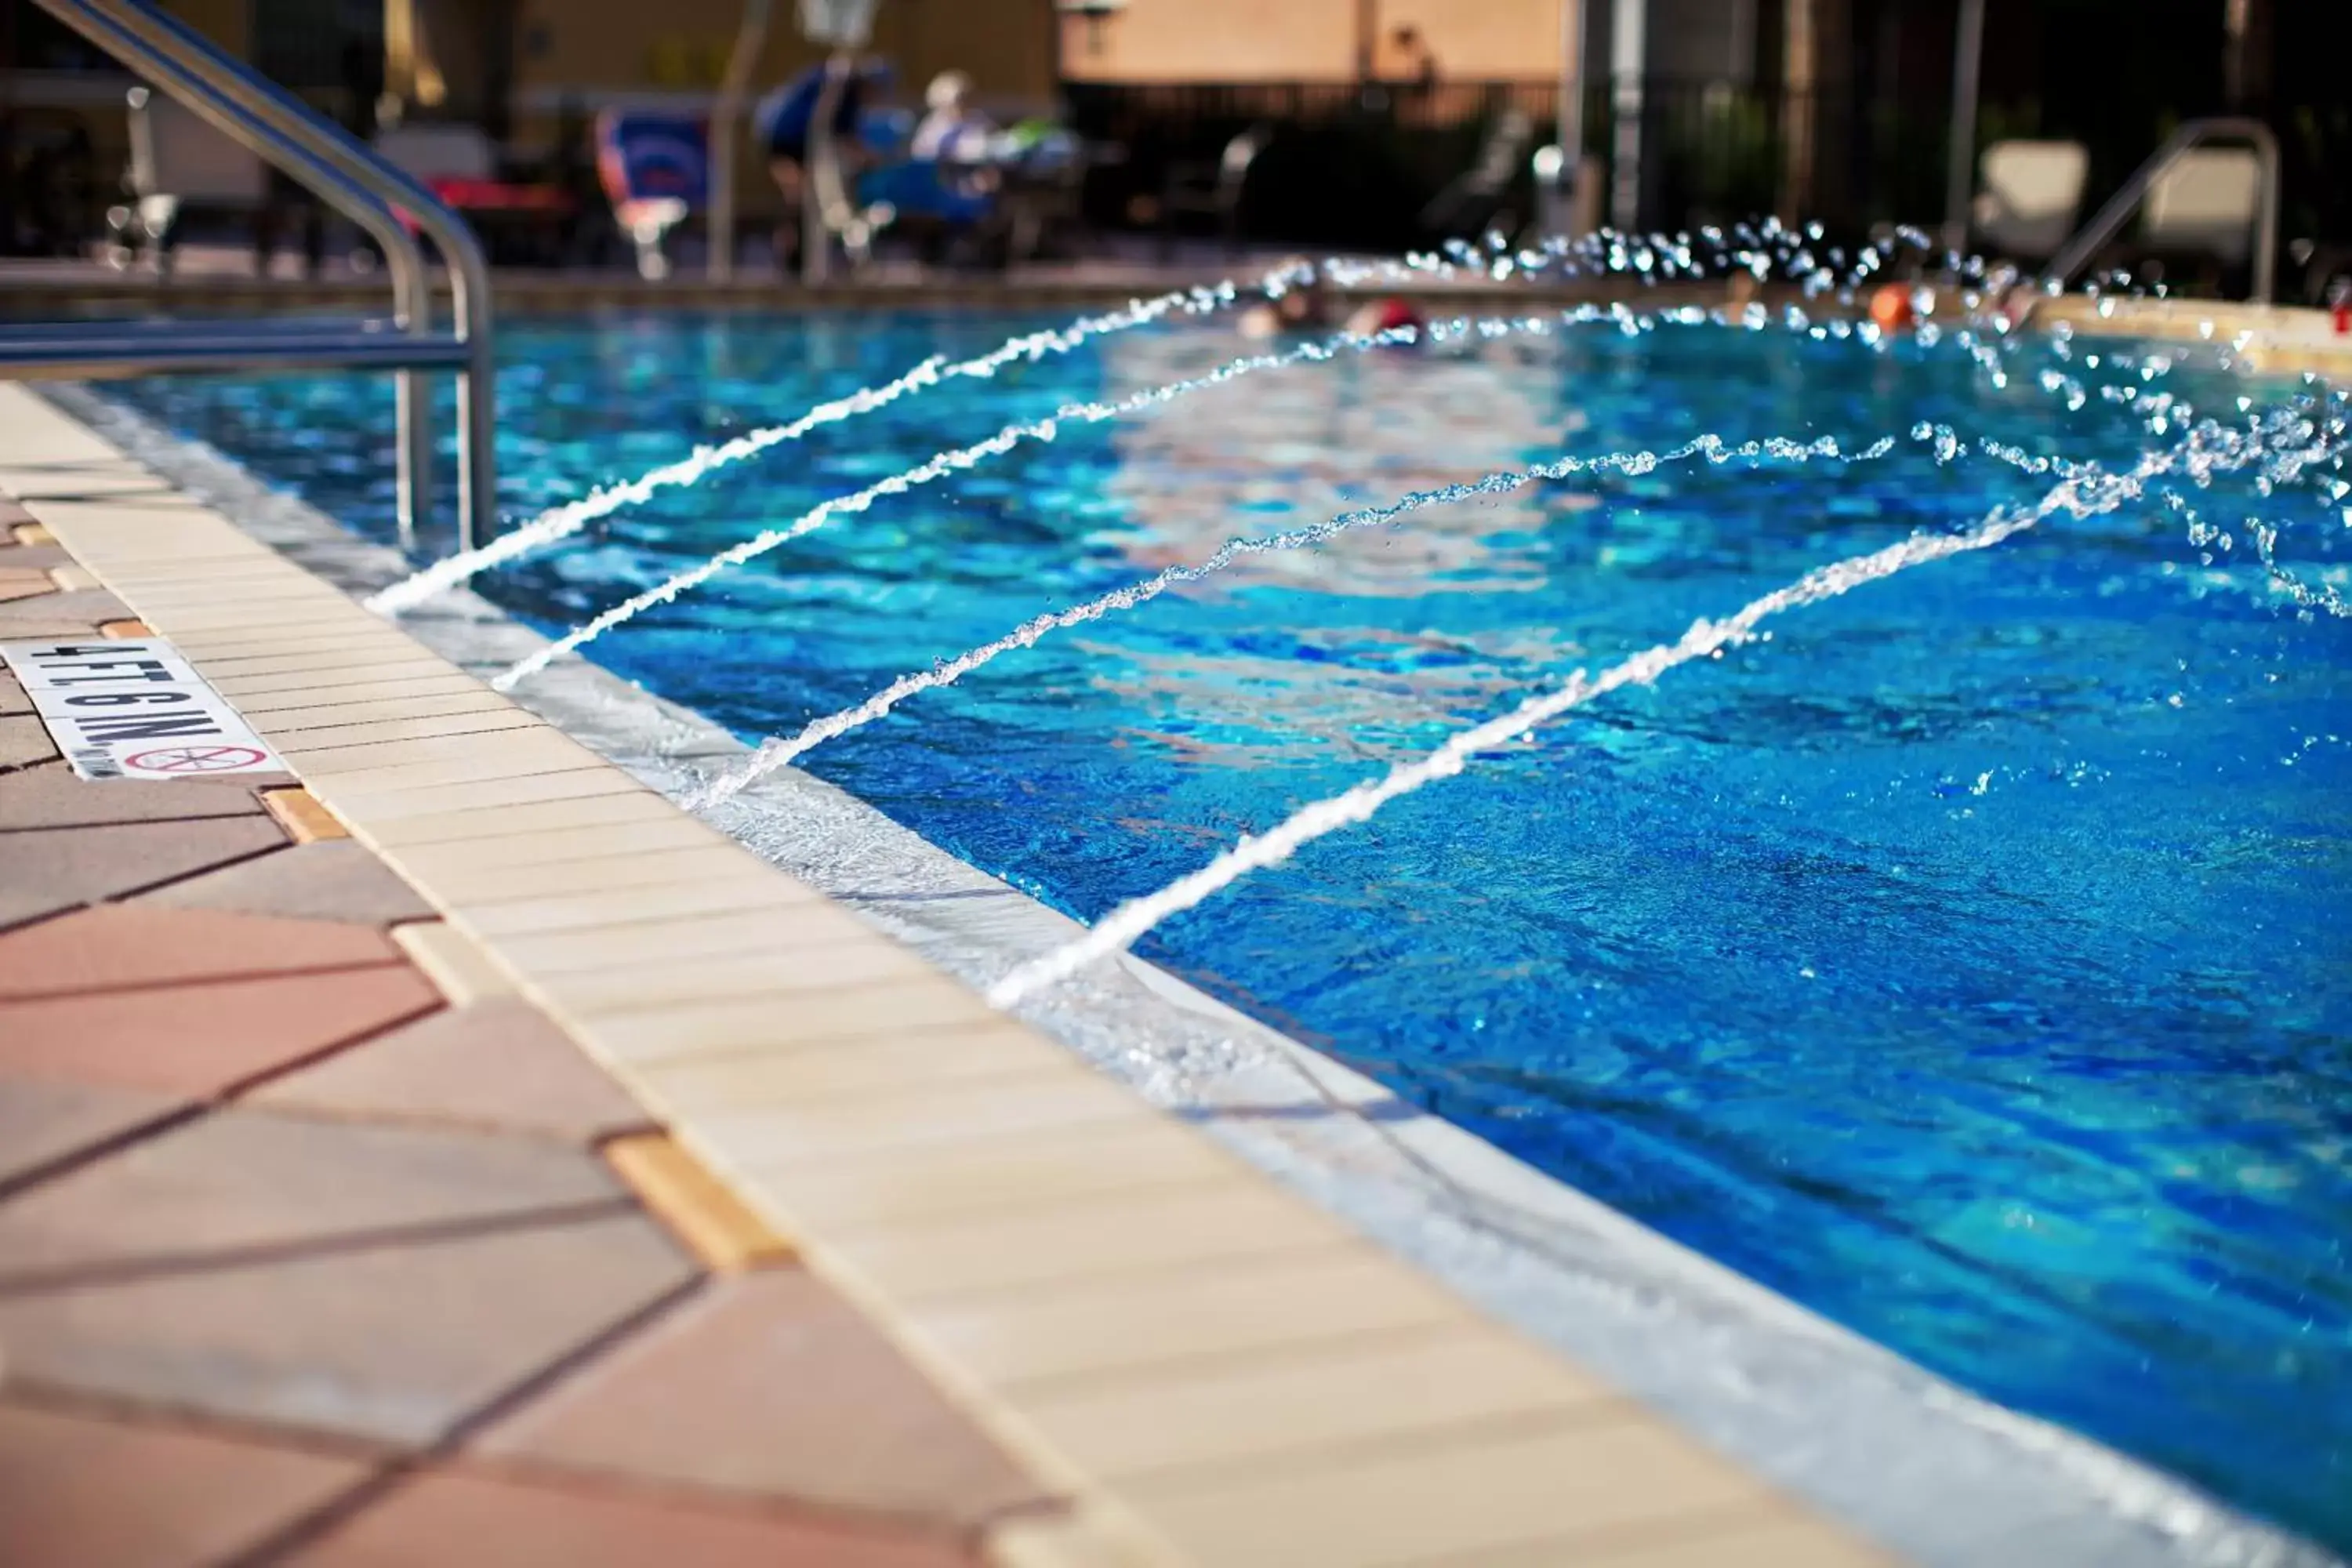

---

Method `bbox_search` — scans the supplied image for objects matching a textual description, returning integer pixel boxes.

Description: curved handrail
[2040,117,2281,306]
[33,0,499,550]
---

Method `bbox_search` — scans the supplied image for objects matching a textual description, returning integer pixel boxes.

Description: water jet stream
[683,431,1900,810]
[986,413,2315,1007]
[491,312,1584,691]
[365,282,1249,616]
[372,226,1943,621]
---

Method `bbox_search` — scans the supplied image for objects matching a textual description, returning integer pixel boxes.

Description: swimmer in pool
[1238,260,1427,341]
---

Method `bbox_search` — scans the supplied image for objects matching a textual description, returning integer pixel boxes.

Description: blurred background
[2,0,2346,292]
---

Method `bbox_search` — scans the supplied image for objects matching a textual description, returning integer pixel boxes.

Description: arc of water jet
[372,229,1952,622]
[493,289,1957,696]
[985,434,2268,1010]
[365,283,1253,617]
[691,337,2211,813]
[488,312,1584,692]
[681,432,1901,811]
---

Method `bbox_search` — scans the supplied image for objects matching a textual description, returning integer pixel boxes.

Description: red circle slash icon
[125,745,268,773]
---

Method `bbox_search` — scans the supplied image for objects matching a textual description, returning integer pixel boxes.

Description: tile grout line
[213,1271,716,1568]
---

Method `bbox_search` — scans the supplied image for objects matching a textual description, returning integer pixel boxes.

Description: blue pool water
[105,309,2351,1549]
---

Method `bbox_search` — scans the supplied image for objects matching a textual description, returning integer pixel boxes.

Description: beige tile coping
[0,383,1890,1567]
[2038,296,2352,377]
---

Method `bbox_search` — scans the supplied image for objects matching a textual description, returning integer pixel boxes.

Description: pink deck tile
[0,904,401,1000]
[0,1074,187,1189]
[139,840,438,925]
[0,765,270,831]
[249,998,655,1144]
[0,1401,368,1568]
[0,712,56,770]
[0,815,292,932]
[476,1269,1047,1530]
[287,1468,984,1568]
[0,965,443,1096]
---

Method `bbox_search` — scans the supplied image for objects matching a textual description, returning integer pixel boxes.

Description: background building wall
[1370,0,1573,82]
[1057,0,1357,82]
[1058,0,1575,83]
[510,0,1054,110]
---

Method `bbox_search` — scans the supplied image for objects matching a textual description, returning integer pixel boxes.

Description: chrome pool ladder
[2,0,498,553]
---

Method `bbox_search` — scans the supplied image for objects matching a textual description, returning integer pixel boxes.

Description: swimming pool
[103,307,2352,1552]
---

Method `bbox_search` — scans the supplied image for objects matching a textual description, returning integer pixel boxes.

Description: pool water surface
[104,307,2352,1551]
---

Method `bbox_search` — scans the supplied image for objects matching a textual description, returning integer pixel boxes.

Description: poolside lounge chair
[375,124,573,266]
[2142,147,2264,268]
[1156,125,1268,261]
[1969,140,2089,263]
[1421,108,1537,244]
[106,85,268,276]
[593,111,708,280]
[859,157,995,265]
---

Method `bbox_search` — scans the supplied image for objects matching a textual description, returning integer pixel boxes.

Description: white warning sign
[0,638,287,781]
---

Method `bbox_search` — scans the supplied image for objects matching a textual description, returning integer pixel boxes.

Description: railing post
[1941,0,1986,253]
[2249,122,2280,307]
[710,0,775,283]
[394,374,429,548]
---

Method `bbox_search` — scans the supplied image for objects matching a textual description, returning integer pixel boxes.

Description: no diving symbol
[125,745,267,774]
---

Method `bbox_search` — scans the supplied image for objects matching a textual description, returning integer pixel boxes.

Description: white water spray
[369,227,1944,621]
[366,284,1250,616]
[986,416,2296,1008]
[682,432,1899,811]
[491,311,1587,691]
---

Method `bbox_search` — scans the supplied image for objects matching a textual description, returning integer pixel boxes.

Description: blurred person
[1380,25,1440,94]
[1239,260,1427,341]
[1373,24,1441,118]
[910,70,1002,206]
[1867,282,1915,333]
[912,71,994,165]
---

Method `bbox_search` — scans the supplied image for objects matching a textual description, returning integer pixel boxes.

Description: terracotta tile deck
[0,384,1897,1566]
[0,507,1062,1567]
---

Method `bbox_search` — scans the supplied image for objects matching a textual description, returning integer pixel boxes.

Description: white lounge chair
[1971,140,2089,263]
[2143,147,2263,267]
[372,123,498,185]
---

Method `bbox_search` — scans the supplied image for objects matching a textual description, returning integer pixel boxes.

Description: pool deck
[0,385,1893,1565]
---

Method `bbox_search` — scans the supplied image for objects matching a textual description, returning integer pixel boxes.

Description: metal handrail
[2041,117,2281,307]
[0,330,474,378]
[27,0,499,551]
[24,2,437,531]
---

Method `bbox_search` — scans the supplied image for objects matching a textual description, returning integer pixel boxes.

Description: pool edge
[31,375,2348,1568]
